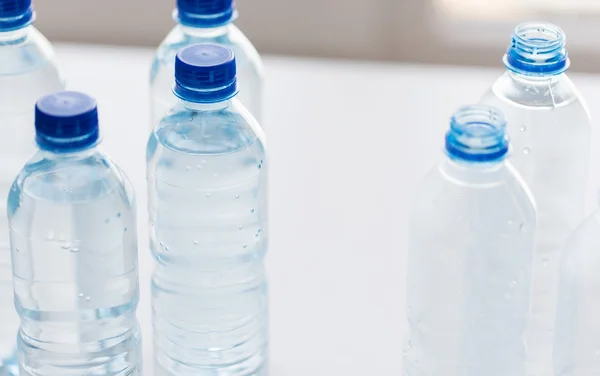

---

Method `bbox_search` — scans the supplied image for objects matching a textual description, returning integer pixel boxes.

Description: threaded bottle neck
[445,105,509,163]
[504,22,569,76]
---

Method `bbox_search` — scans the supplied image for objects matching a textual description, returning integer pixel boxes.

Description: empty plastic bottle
[405,105,536,376]
[149,0,264,130]
[0,1,64,373]
[148,43,268,376]
[480,22,590,374]
[554,202,600,376]
[7,91,142,375]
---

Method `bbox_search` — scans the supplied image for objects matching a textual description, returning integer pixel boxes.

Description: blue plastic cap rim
[445,105,509,163]
[35,91,100,152]
[0,0,33,31]
[175,0,237,28]
[174,43,238,103]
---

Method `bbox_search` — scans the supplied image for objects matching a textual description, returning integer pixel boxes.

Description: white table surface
[54,43,600,375]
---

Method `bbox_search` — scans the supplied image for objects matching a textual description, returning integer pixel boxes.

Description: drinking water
[148,44,268,376]
[405,105,536,376]
[149,0,264,129]
[0,1,64,373]
[480,23,591,374]
[7,92,142,375]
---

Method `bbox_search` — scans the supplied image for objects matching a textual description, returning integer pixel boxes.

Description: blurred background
[35,0,600,72]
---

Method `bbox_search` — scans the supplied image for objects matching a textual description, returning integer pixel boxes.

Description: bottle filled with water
[554,204,600,375]
[7,92,142,375]
[0,1,64,372]
[148,43,268,375]
[149,0,264,129]
[480,23,591,373]
[405,105,536,376]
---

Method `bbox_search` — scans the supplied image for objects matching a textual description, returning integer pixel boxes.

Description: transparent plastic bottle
[480,23,590,373]
[0,1,64,373]
[149,0,264,130]
[148,44,268,376]
[405,105,536,376]
[7,92,142,376]
[554,206,600,376]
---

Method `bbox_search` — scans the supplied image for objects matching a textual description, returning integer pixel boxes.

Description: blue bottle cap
[504,22,570,76]
[35,91,100,152]
[175,0,237,28]
[174,43,238,103]
[0,0,34,31]
[445,105,509,163]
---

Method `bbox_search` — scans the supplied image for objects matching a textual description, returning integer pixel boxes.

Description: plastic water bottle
[554,206,600,375]
[405,105,536,376]
[0,1,64,372]
[149,0,264,130]
[148,43,268,375]
[7,92,142,375]
[479,22,590,373]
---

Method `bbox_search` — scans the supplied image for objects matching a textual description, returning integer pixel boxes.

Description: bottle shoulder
[9,149,134,207]
[482,71,590,115]
[150,100,264,157]
[412,159,536,219]
[0,26,62,75]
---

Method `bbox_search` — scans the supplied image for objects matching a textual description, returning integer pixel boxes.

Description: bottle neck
[180,23,230,38]
[508,71,562,86]
[440,157,507,187]
[39,143,99,160]
[180,98,233,111]
[0,25,30,45]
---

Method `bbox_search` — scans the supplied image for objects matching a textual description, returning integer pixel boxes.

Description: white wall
[33,0,600,72]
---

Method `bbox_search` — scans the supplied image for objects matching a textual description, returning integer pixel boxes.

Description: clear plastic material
[149,24,264,130]
[7,146,142,376]
[480,56,591,376]
[554,209,600,376]
[405,106,536,376]
[0,25,64,374]
[147,98,268,375]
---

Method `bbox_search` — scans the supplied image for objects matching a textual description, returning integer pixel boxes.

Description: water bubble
[542,258,549,267]
[260,160,263,164]
[238,225,243,230]
[124,228,128,232]
[504,293,512,300]
[205,193,212,198]
[235,194,240,200]
[201,159,208,165]
[258,228,262,233]
[508,220,513,225]
[78,293,84,298]
[196,164,203,169]
[165,246,170,252]
[250,208,255,214]
[185,166,191,171]
[520,125,527,132]
[116,212,121,218]
[105,218,110,224]
[523,147,531,155]
[70,248,80,253]
[160,241,164,248]
[242,244,247,249]
[46,231,55,240]
[193,241,199,245]
[85,296,91,302]
[519,223,526,232]
[258,164,262,169]
[510,280,517,287]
